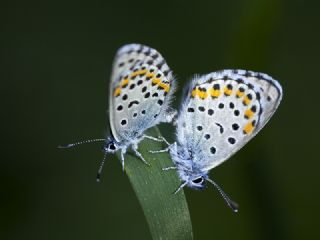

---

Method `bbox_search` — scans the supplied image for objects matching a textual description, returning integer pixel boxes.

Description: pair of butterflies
[61,44,283,212]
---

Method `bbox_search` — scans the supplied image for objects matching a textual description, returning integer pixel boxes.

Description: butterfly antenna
[173,181,188,194]
[207,178,239,212]
[96,152,108,183]
[58,139,106,148]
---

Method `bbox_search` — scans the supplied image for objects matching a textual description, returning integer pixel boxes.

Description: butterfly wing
[109,44,175,142]
[176,69,282,171]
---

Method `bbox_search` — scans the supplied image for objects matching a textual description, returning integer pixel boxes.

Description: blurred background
[2,0,320,239]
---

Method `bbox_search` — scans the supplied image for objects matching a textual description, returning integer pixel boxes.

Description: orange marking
[243,121,254,134]
[236,90,244,98]
[191,89,207,99]
[121,78,129,87]
[158,82,170,92]
[152,78,161,85]
[210,88,221,98]
[146,72,155,78]
[114,87,121,97]
[244,109,254,119]
[243,95,251,105]
[224,87,232,96]
[131,69,147,78]
[191,89,197,98]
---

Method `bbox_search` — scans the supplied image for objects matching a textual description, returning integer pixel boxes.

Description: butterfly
[152,69,283,212]
[59,44,176,181]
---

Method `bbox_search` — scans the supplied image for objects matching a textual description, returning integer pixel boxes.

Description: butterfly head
[188,175,207,190]
[103,136,119,153]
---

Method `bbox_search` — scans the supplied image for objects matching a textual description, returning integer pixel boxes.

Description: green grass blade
[122,127,193,240]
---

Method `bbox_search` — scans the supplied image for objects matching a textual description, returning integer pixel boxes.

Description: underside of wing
[176,69,282,171]
[109,44,175,142]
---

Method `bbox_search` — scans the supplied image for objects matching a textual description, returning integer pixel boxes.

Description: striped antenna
[96,152,108,182]
[58,138,106,148]
[207,178,239,213]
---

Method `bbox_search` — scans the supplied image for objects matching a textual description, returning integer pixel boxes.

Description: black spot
[128,100,139,108]
[128,58,134,63]
[228,137,236,144]
[204,134,210,140]
[218,103,224,109]
[154,114,158,119]
[120,119,127,125]
[236,78,244,84]
[156,60,165,69]
[145,48,151,56]
[234,110,240,116]
[256,92,261,100]
[147,60,154,65]
[149,69,155,73]
[251,105,257,112]
[229,102,235,109]
[188,108,195,112]
[117,105,123,111]
[152,92,159,97]
[144,92,150,98]
[197,126,203,131]
[157,99,163,105]
[245,71,252,77]
[232,123,239,130]
[163,70,170,77]
[213,84,220,90]
[227,84,233,90]
[141,110,146,114]
[133,113,137,117]
[198,106,205,112]
[156,73,161,78]
[210,147,216,154]
[137,80,143,85]
[239,87,245,92]
[247,93,253,100]
[252,120,257,126]
[215,123,224,133]
[223,75,228,80]
[232,70,238,74]
[129,84,135,89]
[118,62,125,67]
[137,45,143,53]
[267,95,272,101]
[152,53,159,59]
[208,109,214,115]
[141,66,146,70]
[142,86,147,93]
[248,83,254,89]
[122,94,128,101]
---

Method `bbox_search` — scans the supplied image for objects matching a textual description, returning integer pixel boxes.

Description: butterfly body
[160,69,282,210]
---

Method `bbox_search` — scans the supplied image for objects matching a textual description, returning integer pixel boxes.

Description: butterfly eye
[109,143,116,150]
[192,177,204,184]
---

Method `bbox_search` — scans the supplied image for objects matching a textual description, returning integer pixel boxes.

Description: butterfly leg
[132,144,150,166]
[149,147,170,154]
[162,166,177,171]
[143,134,170,146]
[120,149,126,171]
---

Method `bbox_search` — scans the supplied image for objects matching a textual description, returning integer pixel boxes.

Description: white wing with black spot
[176,69,282,171]
[109,44,175,142]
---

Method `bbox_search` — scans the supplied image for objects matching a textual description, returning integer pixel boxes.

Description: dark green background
[2,0,319,239]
